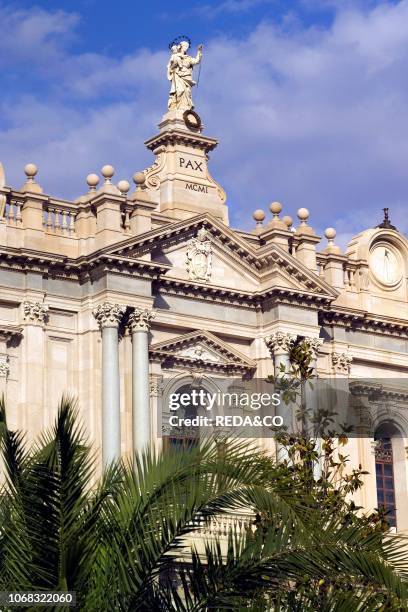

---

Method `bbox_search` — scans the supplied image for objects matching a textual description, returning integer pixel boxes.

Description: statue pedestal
[142,110,228,225]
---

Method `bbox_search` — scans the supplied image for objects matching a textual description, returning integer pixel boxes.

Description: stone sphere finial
[101,165,115,183]
[282,215,293,228]
[24,163,38,182]
[253,209,265,226]
[323,226,341,254]
[117,180,130,195]
[297,207,309,224]
[325,227,336,243]
[86,173,100,191]
[269,201,282,217]
[133,172,146,189]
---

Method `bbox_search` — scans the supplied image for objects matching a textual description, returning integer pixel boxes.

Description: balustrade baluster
[65,211,72,233]
[70,212,76,234]
[8,200,14,223]
[61,209,67,232]
[15,201,22,224]
[46,208,53,231]
[54,208,61,231]
[344,266,350,289]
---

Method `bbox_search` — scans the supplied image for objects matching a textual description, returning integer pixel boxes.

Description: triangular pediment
[101,213,338,299]
[149,330,256,373]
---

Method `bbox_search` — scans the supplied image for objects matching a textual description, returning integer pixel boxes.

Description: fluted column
[304,337,324,479]
[93,302,126,466]
[265,331,296,461]
[129,308,155,454]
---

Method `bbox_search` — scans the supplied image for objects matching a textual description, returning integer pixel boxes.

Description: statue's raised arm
[191,44,203,66]
[167,39,203,111]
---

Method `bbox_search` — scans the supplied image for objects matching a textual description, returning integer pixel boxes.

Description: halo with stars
[168,35,192,50]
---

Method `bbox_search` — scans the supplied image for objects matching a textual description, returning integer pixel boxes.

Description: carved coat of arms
[186,228,212,281]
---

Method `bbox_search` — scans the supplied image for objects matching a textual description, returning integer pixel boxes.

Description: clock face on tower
[369,243,402,287]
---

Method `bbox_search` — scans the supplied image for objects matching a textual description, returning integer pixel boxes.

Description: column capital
[332,351,353,374]
[93,302,126,329]
[0,357,10,378]
[128,307,155,333]
[150,375,164,397]
[23,301,49,325]
[265,331,296,355]
[304,337,324,360]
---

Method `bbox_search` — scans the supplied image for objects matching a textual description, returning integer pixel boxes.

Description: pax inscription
[179,157,204,172]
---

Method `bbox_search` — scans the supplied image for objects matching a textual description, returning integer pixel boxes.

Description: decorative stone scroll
[186,228,212,282]
[264,331,296,355]
[128,308,155,332]
[332,352,353,374]
[23,301,49,325]
[144,147,166,191]
[93,302,126,329]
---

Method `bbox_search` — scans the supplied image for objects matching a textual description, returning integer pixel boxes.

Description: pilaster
[21,301,48,439]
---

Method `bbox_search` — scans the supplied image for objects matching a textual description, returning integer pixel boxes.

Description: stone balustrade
[3,198,23,225]
[43,202,77,235]
[316,251,369,293]
[1,190,140,245]
[200,512,254,536]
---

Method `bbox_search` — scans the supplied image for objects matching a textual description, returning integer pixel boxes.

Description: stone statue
[167,40,203,111]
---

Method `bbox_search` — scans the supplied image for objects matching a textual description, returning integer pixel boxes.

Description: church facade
[0,104,407,532]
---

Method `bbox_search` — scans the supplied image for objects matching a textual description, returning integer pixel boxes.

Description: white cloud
[0,4,79,67]
[194,0,277,18]
[0,0,407,240]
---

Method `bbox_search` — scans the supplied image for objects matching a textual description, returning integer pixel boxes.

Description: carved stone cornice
[145,129,218,154]
[80,254,170,279]
[157,276,333,309]
[350,381,408,403]
[0,248,170,283]
[264,331,296,355]
[332,352,353,374]
[128,308,155,332]
[93,302,126,329]
[0,325,23,342]
[319,309,408,339]
[23,301,49,325]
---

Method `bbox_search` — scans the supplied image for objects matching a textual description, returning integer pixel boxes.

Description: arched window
[167,384,200,451]
[375,425,397,528]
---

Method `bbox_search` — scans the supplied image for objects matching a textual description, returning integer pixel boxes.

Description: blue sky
[1,0,407,244]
